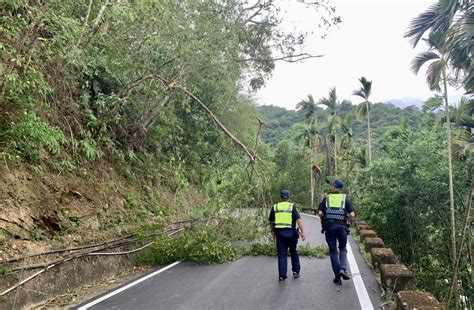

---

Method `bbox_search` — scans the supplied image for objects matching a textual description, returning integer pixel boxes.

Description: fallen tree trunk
[155,75,262,163]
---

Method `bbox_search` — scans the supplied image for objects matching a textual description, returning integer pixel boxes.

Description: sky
[254,0,465,110]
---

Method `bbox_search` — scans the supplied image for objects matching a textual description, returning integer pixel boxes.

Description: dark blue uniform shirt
[268,203,301,231]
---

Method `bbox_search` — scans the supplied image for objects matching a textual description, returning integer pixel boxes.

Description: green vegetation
[139,226,238,265]
[0,266,12,277]
[0,0,472,308]
[139,227,328,265]
[29,228,45,241]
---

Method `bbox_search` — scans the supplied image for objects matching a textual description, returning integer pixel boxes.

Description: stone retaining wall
[0,243,139,309]
[351,217,443,309]
[363,237,384,252]
[396,291,445,309]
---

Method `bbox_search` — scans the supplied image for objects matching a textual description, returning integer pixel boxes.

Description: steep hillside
[0,162,207,262]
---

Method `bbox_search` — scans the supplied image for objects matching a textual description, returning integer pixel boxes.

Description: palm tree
[456,97,474,145]
[296,95,320,207]
[410,33,457,288]
[297,95,318,120]
[353,147,367,169]
[446,1,474,93]
[405,0,472,93]
[405,4,461,304]
[340,113,354,187]
[291,123,311,147]
[353,77,373,166]
[318,88,349,177]
[411,32,449,92]
[297,95,321,162]
[404,1,458,48]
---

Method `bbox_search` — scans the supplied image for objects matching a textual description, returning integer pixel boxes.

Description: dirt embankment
[0,162,206,263]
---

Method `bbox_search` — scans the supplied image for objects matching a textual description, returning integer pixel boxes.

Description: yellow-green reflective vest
[273,202,293,229]
[326,193,346,209]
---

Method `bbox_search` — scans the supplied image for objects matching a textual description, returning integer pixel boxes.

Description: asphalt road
[76,214,382,310]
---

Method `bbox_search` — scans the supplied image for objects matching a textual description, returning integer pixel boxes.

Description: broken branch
[155,75,262,163]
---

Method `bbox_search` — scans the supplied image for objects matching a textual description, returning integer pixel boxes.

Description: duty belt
[326,219,346,225]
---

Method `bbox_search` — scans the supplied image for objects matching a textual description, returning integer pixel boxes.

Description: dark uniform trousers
[324,222,348,277]
[275,229,300,279]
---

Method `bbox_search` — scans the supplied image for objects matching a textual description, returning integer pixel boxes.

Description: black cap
[280,190,290,199]
[331,179,344,189]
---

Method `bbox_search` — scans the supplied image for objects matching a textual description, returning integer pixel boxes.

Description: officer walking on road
[269,190,306,282]
[319,180,355,285]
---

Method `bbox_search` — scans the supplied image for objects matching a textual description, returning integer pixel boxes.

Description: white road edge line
[347,241,374,310]
[78,261,182,310]
[302,214,374,310]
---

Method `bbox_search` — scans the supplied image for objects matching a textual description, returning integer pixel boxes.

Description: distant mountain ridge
[383,97,424,109]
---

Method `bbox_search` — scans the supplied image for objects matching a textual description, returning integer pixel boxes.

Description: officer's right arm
[269,209,275,237]
[346,211,355,227]
[296,218,305,241]
[318,198,327,234]
[346,198,355,220]
[318,197,326,219]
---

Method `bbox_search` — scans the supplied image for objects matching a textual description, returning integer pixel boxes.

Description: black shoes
[339,269,351,280]
[279,273,299,282]
[333,269,350,285]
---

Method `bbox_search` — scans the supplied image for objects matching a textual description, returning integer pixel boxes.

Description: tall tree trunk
[367,101,372,165]
[311,108,318,204]
[324,138,333,176]
[310,138,314,209]
[310,169,314,208]
[345,147,350,191]
[367,101,373,185]
[314,140,319,202]
[334,132,338,177]
[447,178,473,307]
[443,72,457,309]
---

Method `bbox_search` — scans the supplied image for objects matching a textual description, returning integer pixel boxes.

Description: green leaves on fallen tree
[139,226,237,265]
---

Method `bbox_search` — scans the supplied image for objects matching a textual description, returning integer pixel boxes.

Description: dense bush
[354,129,471,301]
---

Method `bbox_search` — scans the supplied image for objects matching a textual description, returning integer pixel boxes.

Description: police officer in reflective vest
[318,180,355,285]
[269,190,306,282]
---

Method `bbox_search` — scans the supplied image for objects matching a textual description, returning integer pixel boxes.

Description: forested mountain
[256,105,307,145]
[257,102,424,149]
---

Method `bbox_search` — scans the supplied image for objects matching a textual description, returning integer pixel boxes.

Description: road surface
[76,214,382,310]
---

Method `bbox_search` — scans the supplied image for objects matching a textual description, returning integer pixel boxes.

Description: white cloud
[255,0,465,110]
